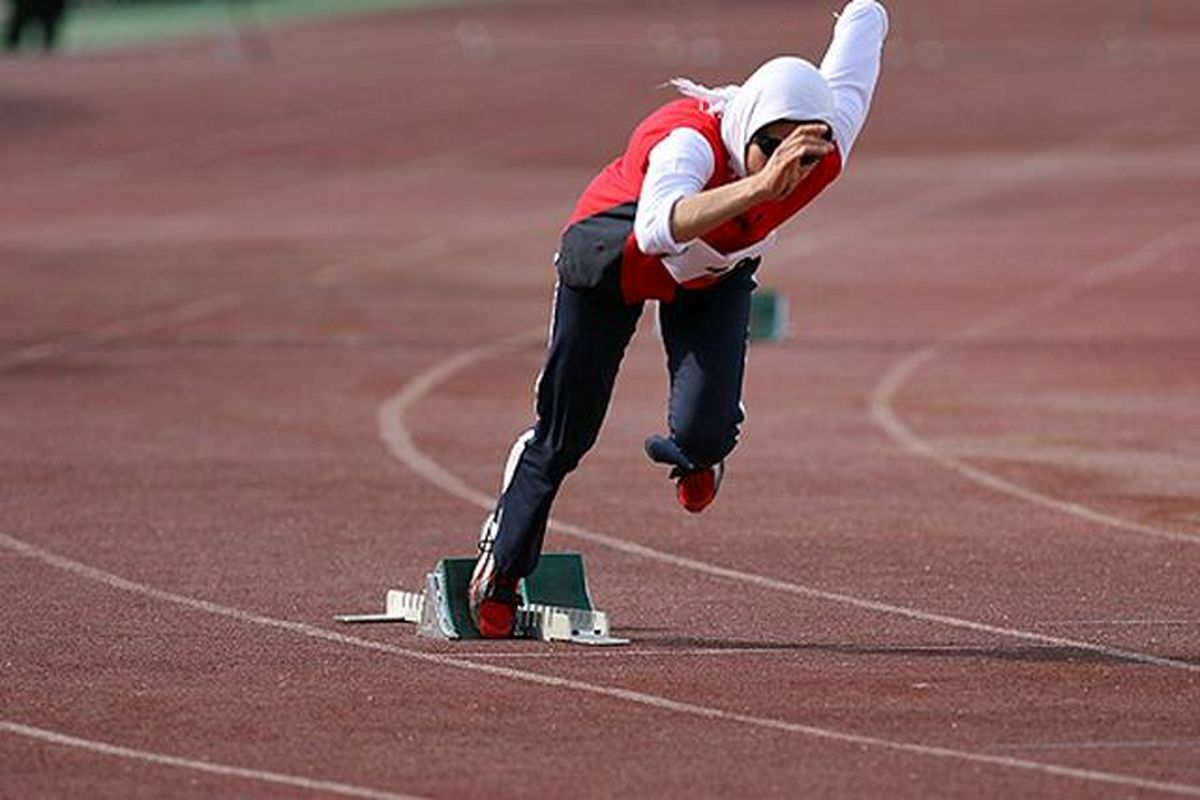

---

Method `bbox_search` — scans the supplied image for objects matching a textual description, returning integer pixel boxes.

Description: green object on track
[749,289,789,342]
[429,556,480,640]
[335,552,625,645]
[521,553,596,611]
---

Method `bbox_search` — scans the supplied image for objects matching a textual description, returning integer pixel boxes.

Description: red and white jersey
[558,0,887,304]
[565,98,843,303]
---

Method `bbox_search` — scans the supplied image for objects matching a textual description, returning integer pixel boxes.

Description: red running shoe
[676,462,724,514]
[470,569,522,638]
[468,514,522,638]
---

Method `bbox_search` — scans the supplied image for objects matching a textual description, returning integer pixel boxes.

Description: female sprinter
[470,0,889,637]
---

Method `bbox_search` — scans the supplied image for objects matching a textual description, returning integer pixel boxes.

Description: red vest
[566,98,842,303]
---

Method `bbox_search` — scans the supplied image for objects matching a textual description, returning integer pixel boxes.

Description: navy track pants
[491,262,758,578]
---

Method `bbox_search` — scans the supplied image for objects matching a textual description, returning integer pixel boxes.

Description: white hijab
[670,56,835,178]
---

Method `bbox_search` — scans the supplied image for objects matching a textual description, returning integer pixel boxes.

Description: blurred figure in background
[5,0,69,54]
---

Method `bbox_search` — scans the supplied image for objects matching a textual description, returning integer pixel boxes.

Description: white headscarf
[670,56,835,178]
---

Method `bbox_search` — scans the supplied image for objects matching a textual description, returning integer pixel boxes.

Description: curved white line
[2,531,1198,797]
[870,223,1200,546]
[0,721,419,800]
[0,238,453,794]
[377,329,1200,674]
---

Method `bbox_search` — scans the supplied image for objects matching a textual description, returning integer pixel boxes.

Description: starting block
[336,553,629,646]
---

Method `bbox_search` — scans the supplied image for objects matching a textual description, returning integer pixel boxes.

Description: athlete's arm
[669,125,834,244]
[820,0,889,161]
[636,125,829,255]
[634,128,714,256]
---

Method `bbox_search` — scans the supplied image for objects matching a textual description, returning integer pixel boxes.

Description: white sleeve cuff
[821,0,888,162]
[634,127,716,256]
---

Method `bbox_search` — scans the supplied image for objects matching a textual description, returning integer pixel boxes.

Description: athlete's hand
[670,123,834,244]
[752,124,835,201]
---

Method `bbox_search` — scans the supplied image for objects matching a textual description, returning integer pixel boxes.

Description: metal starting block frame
[336,553,628,646]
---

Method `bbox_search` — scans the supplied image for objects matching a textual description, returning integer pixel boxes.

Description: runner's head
[671,57,835,177]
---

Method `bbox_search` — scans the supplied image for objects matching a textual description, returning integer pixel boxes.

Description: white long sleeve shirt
[634,0,888,258]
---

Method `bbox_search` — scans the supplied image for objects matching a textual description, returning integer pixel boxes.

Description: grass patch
[62,0,473,53]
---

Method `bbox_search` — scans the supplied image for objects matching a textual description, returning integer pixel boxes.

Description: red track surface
[3,1,1199,797]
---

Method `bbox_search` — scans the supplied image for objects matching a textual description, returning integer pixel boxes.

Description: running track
[2,1,1199,797]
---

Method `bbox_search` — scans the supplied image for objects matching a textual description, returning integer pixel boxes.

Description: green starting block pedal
[336,553,628,646]
[749,289,789,342]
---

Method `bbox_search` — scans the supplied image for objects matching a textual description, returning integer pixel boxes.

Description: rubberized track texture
[2,0,1199,797]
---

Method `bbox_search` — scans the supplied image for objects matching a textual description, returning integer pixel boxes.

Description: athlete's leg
[656,261,757,472]
[40,0,65,51]
[490,281,642,577]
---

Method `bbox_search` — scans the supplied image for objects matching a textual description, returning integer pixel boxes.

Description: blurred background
[4,0,1196,304]
[7,0,440,53]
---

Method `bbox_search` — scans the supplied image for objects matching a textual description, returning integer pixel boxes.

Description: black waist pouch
[555,202,637,295]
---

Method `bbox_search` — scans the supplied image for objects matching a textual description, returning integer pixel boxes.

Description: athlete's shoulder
[627,97,723,164]
[637,97,720,135]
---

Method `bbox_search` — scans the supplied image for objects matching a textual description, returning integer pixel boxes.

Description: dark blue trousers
[491,262,757,577]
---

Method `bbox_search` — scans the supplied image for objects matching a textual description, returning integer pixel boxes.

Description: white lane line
[451,644,1032,660]
[0,721,422,800]
[454,647,819,660]
[376,328,1200,674]
[768,131,1178,263]
[862,150,1200,182]
[870,223,1200,546]
[4,95,438,195]
[987,739,1200,753]
[0,291,254,374]
[0,237,457,376]
[3,532,1199,797]
[1036,620,1200,627]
